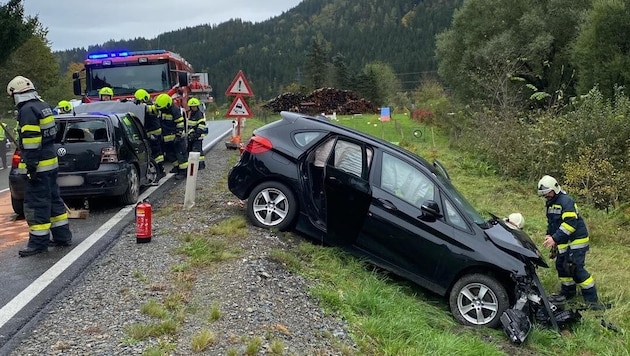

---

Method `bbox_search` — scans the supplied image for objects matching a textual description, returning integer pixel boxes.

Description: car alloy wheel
[449,273,509,328]
[247,181,297,230]
[146,159,158,184]
[120,166,140,205]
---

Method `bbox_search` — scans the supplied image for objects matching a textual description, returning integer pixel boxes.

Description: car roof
[278,111,436,171]
[72,101,146,123]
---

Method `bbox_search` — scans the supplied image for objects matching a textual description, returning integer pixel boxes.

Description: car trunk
[55,118,112,172]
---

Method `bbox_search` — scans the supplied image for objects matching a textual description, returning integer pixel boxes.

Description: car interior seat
[93,128,108,141]
[66,128,85,141]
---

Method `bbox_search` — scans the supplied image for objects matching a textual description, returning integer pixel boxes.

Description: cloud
[23,0,301,51]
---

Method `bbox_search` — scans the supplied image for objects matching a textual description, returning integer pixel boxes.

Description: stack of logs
[263,87,379,115]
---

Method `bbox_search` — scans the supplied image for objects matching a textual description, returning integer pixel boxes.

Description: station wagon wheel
[247,181,297,231]
[120,166,140,205]
[449,273,509,328]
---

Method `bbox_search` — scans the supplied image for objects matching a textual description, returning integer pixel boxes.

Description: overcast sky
[23,0,302,51]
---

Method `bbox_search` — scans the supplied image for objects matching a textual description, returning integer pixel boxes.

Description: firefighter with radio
[134,89,165,181]
[6,75,73,257]
[154,93,187,179]
[186,97,207,170]
[99,86,114,101]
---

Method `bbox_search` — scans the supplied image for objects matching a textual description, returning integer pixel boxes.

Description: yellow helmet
[187,97,201,107]
[154,93,173,110]
[58,100,72,113]
[134,89,150,103]
[7,75,35,96]
[98,87,114,99]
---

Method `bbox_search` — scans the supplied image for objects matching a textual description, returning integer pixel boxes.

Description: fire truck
[72,49,212,109]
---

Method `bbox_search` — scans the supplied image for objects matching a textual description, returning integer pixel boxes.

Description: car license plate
[57,175,84,187]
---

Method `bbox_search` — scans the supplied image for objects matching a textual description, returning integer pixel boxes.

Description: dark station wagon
[9,101,157,215]
[228,111,557,340]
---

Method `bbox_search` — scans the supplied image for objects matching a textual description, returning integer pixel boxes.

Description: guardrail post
[184,152,200,209]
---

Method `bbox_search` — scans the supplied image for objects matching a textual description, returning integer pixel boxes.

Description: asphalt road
[0,119,234,349]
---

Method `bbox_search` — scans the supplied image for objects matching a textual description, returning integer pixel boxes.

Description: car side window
[121,114,142,143]
[380,152,435,207]
[294,131,324,147]
[332,140,372,178]
[443,198,468,230]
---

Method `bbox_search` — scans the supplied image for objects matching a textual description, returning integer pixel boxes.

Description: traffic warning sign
[225,70,253,97]
[226,96,252,118]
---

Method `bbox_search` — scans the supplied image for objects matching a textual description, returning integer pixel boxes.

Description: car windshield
[434,172,487,226]
[85,62,170,96]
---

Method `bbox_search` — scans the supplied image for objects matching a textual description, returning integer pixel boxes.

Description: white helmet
[537,175,561,196]
[504,213,525,229]
[6,75,36,96]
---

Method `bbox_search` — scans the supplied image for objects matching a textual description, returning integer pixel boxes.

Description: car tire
[449,273,509,328]
[146,159,158,185]
[120,165,140,205]
[247,181,297,230]
[11,196,24,217]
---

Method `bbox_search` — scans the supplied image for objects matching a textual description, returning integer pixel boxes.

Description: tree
[0,35,60,112]
[305,38,329,90]
[332,52,351,89]
[435,0,590,109]
[362,62,401,106]
[573,0,630,99]
[0,0,39,66]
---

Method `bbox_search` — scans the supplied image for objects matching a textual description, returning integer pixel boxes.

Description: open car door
[324,138,372,246]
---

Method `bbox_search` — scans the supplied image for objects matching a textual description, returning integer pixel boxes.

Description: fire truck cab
[73,49,212,109]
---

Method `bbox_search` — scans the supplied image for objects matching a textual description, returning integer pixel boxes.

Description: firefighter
[186,97,207,170]
[0,122,10,169]
[6,75,72,257]
[134,89,165,181]
[154,93,187,179]
[57,100,73,114]
[99,87,114,101]
[538,175,603,309]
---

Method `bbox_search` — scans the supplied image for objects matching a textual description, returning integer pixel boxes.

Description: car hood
[485,219,548,268]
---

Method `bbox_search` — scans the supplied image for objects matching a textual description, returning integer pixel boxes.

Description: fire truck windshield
[86,63,171,96]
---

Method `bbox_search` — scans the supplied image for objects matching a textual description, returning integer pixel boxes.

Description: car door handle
[377,198,398,211]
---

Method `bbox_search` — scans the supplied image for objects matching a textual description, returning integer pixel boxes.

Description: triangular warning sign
[226,96,252,118]
[225,70,253,97]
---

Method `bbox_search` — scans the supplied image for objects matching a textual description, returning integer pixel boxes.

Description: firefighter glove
[549,245,558,259]
[26,163,37,181]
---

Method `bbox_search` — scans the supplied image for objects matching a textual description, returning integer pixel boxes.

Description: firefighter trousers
[23,170,72,249]
[556,248,598,303]
[188,138,205,169]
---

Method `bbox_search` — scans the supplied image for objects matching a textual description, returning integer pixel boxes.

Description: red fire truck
[72,49,212,108]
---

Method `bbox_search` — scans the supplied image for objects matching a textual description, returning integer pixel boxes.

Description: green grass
[244,114,630,355]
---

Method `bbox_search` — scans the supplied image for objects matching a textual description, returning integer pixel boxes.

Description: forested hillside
[54,0,462,102]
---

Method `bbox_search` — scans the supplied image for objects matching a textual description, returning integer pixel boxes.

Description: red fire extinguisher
[135,199,152,243]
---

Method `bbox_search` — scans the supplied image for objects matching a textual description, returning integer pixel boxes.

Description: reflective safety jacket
[144,104,162,137]
[17,99,58,173]
[187,109,207,140]
[546,192,589,253]
[159,105,184,142]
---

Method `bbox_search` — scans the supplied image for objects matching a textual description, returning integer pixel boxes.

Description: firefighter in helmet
[186,97,208,169]
[57,100,73,114]
[6,75,73,256]
[99,87,114,101]
[134,89,165,181]
[155,93,187,179]
[538,175,603,309]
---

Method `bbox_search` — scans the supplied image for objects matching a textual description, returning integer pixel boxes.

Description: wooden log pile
[263,88,379,115]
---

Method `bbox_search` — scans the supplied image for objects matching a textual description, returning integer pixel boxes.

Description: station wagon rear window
[55,120,108,143]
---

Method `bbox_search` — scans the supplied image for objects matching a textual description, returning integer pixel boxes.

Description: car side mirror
[420,200,442,221]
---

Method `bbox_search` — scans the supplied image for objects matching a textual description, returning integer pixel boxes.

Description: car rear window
[55,119,109,143]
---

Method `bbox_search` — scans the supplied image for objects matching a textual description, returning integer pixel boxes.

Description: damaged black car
[228,111,564,343]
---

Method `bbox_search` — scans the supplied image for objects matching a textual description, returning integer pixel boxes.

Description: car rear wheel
[120,166,139,205]
[247,181,297,230]
[449,273,509,328]
[146,159,158,185]
[11,197,24,216]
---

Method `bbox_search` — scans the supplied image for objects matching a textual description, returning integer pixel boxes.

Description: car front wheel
[247,181,297,230]
[449,273,509,328]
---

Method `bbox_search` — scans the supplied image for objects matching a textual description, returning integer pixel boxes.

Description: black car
[9,101,157,215]
[228,111,555,338]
